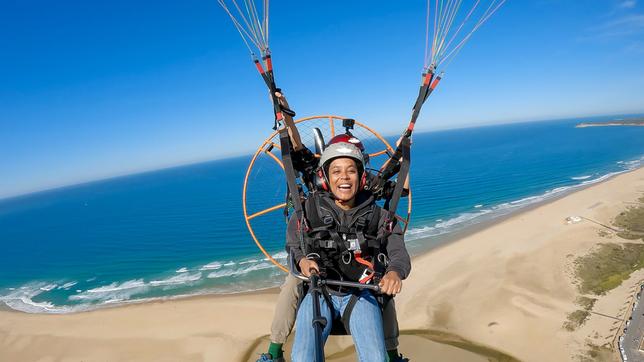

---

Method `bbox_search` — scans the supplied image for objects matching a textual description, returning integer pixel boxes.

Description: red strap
[354,251,375,284]
[359,273,374,284]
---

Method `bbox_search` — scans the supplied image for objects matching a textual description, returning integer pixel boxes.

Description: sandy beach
[1,167,643,362]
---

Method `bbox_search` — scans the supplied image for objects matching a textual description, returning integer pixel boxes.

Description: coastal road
[622,287,644,361]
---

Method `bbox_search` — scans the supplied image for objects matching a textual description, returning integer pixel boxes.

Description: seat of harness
[297,281,391,336]
[297,281,364,336]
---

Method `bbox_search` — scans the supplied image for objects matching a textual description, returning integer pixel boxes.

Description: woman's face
[327,157,359,206]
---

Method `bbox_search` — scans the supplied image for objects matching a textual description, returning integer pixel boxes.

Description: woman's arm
[380,216,412,280]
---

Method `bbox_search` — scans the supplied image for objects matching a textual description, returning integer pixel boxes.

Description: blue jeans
[291,289,386,362]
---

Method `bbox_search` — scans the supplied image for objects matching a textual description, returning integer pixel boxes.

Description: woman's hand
[379,271,403,296]
[299,258,319,277]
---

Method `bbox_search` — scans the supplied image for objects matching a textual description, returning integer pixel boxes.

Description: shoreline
[417,164,642,253]
[1,165,642,316]
[1,166,643,361]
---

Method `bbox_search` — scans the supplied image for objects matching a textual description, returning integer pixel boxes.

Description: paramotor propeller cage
[242,115,412,272]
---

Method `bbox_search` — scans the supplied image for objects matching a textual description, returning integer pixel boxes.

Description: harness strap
[387,136,411,216]
[318,239,334,249]
[340,292,362,335]
[407,71,434,134]
[328,230,347,251]
[279,128,307,254]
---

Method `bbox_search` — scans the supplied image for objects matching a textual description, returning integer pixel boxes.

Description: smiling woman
[327,157,360,207]
[287,141,411,362]
[319,142,365,209]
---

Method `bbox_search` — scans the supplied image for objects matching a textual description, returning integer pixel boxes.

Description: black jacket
[286,193,412,280]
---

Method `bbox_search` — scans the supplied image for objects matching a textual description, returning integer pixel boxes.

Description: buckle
[319,239,334,249]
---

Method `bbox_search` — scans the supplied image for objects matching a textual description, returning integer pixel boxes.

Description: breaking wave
[199,261,222,271]
[69,279,148,302]
[0,283,88,314]
[149,272,202,287]
[0,250,289,314]
[571,175,591,180]
[207,261,273,279]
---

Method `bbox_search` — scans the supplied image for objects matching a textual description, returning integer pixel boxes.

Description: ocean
[1,115,643,313]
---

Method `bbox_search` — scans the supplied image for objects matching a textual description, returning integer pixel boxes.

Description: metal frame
[242,115,413,272]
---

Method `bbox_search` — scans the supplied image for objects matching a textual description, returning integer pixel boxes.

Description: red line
[430,76,442,90]
[254,60,265,75]
[265,55,273,72]
[423,72,432,86]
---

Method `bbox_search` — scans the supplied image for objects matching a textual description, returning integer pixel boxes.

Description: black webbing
[279,128,304,220]
[386,136,410,219]
[408,79,432,133]
[255,57,293,130]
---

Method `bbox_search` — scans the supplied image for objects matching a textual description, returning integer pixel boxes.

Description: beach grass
[563,310,591,331]
[577,342,615,362]
[572,196,644,296]
[575,296,597,311]
[574,243,644,295]
[614,196,644,240]
[563,296,597,331]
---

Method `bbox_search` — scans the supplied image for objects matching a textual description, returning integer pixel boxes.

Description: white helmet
[319,142,365,171]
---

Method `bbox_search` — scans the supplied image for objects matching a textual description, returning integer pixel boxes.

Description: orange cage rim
[242,115,412,272]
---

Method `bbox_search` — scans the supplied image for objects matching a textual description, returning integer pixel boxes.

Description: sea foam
[39,284,57,292]
[0,282,86,314]
[571,175,591,180]
[199,261,222,270]
[149,272,202,286]
[206,262,273,279]
[58,281,78,290]
[68,279,148,302]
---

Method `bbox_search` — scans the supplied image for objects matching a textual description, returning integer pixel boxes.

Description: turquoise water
[1,115,643,313]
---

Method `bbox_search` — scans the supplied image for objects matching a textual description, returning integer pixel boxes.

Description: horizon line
[2,111,643,202]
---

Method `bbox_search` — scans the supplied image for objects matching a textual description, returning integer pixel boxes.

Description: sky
[1,0,644,199]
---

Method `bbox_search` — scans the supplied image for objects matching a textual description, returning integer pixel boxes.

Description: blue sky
[1,0,643,199]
